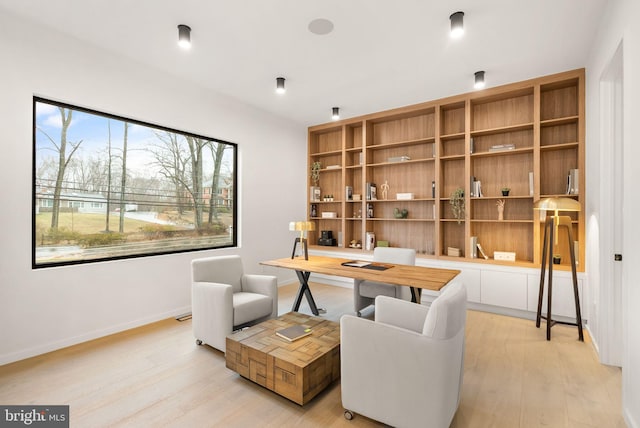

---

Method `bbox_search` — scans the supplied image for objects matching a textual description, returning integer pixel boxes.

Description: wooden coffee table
[225,312,340,405]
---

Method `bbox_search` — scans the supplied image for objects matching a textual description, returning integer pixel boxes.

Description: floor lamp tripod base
[535,215,584,341]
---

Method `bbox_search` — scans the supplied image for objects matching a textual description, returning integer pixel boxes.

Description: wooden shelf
[368,136,436,150]
[440,132,465,141]
[440,154,465,161]
[307,69,584,271]
[471,195,533,200]
[366,158,435,167]
[471,147,534,158]
[471,122,534,137]
[541,115,579,127]
[368,198,435,202]
[367,218,435,222]
[470,219,534,224]
[540,142,579,152]
[310,149,342,157]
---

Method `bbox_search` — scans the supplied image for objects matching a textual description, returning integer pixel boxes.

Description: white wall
[585,0,640,425]
[0,11,306,364]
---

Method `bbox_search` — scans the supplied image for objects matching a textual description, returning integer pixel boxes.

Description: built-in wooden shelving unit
[307,69,585,271]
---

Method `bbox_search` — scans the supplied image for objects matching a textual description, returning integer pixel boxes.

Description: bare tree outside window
[32,97,237,268]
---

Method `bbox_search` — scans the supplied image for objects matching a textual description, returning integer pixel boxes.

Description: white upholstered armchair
[191,255,277,353]
[341,281,467,428]
[353,247,416,316]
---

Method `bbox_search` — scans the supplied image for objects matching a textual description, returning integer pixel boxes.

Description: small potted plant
[450,187,465,224]
[310,161,321,201]
[501,187,510,196]
[553,254,562,264]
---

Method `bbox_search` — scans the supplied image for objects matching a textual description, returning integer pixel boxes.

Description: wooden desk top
[261,255,460,292]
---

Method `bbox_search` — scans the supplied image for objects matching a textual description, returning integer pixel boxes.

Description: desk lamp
[289,221,315,260]
[533,197,583,341]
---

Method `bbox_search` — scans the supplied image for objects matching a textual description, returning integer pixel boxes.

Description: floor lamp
[289,221,315,260]
[533,197,583,341]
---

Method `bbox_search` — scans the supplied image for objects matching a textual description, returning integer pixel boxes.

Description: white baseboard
[0,306,191,366]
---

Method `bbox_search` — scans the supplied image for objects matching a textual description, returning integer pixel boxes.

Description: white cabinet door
[527,274,583,319]
[481,270,528,310]
[456,268,481,303]
[420,268,480,307]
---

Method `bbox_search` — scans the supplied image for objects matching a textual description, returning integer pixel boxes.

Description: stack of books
[489,143,516,152]
[447,247,462,257]
[388,155,411,162]
[366,182,377,200]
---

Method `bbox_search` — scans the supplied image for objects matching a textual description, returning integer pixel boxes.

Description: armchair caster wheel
[196,339,203,345]
[344,410,354,420]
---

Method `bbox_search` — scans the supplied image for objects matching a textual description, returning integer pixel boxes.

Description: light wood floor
[0,282,625,427]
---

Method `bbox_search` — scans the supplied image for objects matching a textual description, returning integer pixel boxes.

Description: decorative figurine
[381,180,389,200]
[394,208,409,219]
[497,199,505,220]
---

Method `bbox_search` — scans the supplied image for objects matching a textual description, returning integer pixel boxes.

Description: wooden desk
[261,255,460,315]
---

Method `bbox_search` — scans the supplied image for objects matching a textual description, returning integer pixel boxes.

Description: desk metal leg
[293,270,320,316]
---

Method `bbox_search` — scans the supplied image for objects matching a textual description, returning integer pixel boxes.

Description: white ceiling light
[177,24,191,49]
[474,71,486,89]
[276,77,286,94]
[450,12,464,38]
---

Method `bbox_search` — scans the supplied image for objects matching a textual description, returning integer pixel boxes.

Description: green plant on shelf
[450,187,465,224]
[311,161,321,186]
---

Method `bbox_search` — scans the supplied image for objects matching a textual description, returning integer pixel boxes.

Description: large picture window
[32,97,237,268]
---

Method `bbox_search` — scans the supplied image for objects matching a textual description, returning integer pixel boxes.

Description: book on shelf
[470,179,483,197]
[566,169,579,195]
[488,143,516,152]
[529,172,534,196]
[276,325,313,342]
[366,182,377,200]
[470,236,478,258]
[476,243,489,260]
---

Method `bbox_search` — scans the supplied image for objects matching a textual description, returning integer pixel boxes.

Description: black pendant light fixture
[177,24,191,49]
[474,71,486,89]
[450,12,464,38]
[332,107,340,120]
[276,77,286,94]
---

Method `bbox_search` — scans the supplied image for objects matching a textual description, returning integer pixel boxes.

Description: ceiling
[1,0,608,127]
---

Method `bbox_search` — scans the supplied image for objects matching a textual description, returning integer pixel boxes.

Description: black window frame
[32,96,238,269]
